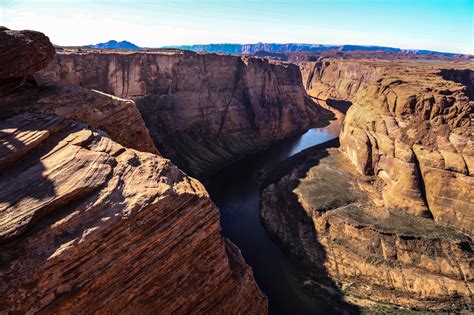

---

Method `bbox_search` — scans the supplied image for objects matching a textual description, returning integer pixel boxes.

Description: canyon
[0,28,269,313]
[1,25,473,314]
[36,48,331,179]
[261,57,473,310]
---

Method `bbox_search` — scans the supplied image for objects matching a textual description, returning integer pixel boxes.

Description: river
[207,104,345,314]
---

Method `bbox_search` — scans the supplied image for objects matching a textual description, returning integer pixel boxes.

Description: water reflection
[208,104,345,315]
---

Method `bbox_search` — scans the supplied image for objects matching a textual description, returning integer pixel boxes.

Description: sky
[1,0,473,54]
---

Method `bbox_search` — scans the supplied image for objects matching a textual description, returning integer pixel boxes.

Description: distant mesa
[84,40,141,50]
[81,41,462,56]
[164,43,460,57]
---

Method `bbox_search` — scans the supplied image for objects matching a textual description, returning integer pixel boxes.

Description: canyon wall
[340,70,472,232]
[300,58,473,233]
[0,28,267,314]
[37,49,331,178]
[261,58,473,310]
[298,58,385,101]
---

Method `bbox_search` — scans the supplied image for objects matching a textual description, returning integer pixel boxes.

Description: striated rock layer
[261,58,473,310]
[1,27,267,313]
[0,84,159,155]
[261,145,472,310]
[0,114,267,314]
[299,58,384,101]
[300,58,473,233]
[37,48,332,178]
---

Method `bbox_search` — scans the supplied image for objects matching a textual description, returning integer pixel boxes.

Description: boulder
[0,27,55,95]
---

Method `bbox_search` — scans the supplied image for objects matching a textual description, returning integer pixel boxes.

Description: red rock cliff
[300,58,473,233]
[37,49,332,178]
[0,28,267,314]
[260,58,473,311]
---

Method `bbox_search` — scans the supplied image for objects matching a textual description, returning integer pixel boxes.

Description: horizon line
[82,39,471,56]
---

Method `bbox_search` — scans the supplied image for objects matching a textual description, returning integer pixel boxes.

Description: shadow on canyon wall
[439,69,474,100]
[260,138,340,190]
[325,99,353,114]
[260,138,361,314]
[136,94,336,181]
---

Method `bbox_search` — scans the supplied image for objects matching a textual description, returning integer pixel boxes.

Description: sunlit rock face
[298,59,384,101]
[0,115,267,314]
[261,58,473,311]
[0,84,159,155]
[37,49,332,178]
[338,63,473,233]
[300,58,473,233]
[0,28,268,314]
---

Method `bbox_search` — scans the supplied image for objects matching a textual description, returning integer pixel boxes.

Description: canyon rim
[0,0,473,314]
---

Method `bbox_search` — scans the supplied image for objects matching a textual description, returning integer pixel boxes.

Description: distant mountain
[85,40,141,50]
[337,45,401,53]
[163,43,458,57]
[82,41,461,56]
[400,49,456,57]
[162,43,334,54]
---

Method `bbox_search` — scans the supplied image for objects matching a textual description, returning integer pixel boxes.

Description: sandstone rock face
[37,49,332,178]
[300,58,473,233]
[339,63,473,233]
[1,28,267,314]
[0,27,55,96]
[261,146,473,310]
[0,85,159,154]
[0,114,267,314]
[299,59,384,101]
[440,68,474,100]
[261,59,473,310]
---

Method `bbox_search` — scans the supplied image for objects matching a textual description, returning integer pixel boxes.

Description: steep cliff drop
[37,48,333,178]
[261,57,473,311]
[0,28,267,314]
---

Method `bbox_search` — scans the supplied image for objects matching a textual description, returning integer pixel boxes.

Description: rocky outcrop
[37,49,332,178]
[0,84,159,154]
[1,28,267,313]
[339,63,473,233]
[0,114,267,313]
[261,59,473,310]
[261,145,472,310]
[440,69,474,100]
[300,58,473,233]
[298,58,384,101]
[0,27,55,96]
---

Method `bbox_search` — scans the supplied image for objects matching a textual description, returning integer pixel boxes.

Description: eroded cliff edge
[37,48,332,178]
[0,28,267,314]
[261,58,473,310]
[301,58,473,232]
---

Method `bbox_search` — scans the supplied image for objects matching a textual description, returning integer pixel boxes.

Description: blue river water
[208,108,344,314]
